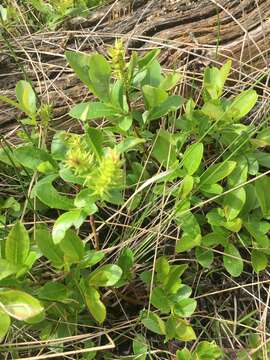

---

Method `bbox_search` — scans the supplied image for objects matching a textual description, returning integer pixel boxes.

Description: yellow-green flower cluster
[86,148,123,197]
[108,39,127,81]
[65,135,94,176]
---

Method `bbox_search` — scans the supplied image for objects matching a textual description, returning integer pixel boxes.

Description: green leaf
[223,187,246,220]
[118,248,134,276]
[0,289,43,321]
[88,264,123,287]
[38,282,68,302]
[174,298,197,317]
[228,156,248,187]
[176,348,192,360]
[152,129,177,167]
[0,259,18,280]
[32,175,74,210]
[59,229,85,264]
[36,226,64,268]
[146,95,184,122]
[164,264,188,294]
[202,232,228,247]
[165,316,196,341]
[69,102,118,121]
[118,115,133,131]
[133,334,148,360]
[203,60,231,100]
[84,286,106,324]
[255,176,270,217]
[251,128,270,148]
[16,80,36,116]
[230,89,258,121]
[88,54,111,102]
[251,249,268,273]
[141,59,162,87]
[200,161,236,185]
[160,73,181,91]
[156,256,170,285]
[52,209,88,244]
[116,137,145,154]
[74,189,97,209]
[51,131,69,160]
[151,287,171,313]
[176,232,201,253]
[142,85,168,109]
[65,51,94,90]
[183,143,204,175]
[86,127,104,161]
[79,250,105,269]
[0,310,10,341]
[5,222,30,266]
[194,341,222,359]
[141,310,166,335]
[223,244,243,277]
[14,146,56,171]
[180,175,194,198]
[138,49,161,69]
[195,247,214,268]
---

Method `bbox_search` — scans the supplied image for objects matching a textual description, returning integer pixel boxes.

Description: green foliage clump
[1,39,270,358]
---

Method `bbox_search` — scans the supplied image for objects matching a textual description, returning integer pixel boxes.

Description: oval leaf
[5,222,30,265]
[88,264,122,287]
[0,289,43,321]
[223,244,243,277]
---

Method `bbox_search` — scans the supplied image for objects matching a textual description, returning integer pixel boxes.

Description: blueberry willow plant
[0,39,269,358]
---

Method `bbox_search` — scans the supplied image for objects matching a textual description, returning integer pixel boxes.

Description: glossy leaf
[195,247,214,268]
[84,286,106,324]
[0,289,43,321]
[194,341,222,359]
[0,259,18,280]
[160,73,181,91]
[5,222,29,265]
[142,85,168,109]
[223,244,243,277]
[32,175,74,210]
[36,226,64,268]
[79,250,105,269]
[165,316,196,341]
[251,249,268,273]
[38,282,68,302]
[65,51,93,90]
[183,142,204,175]
[255,175,270,217]
[223,187,246,220]
[132,334,148,360]
[176,348,192,360]
[164,264,188,294]
[230,90,258,121]
[200,161,236,185]
[146,95,184,122]
[151,287,171,313]
[88,54,111,102]
[141,310,166,335]
[69,102,118,121]
[85,127,103,161]
[156,256,170,285]
[88,264,122,287]
[152,129,177,167]
[16,80,36,116]
[0,310,10,341]
[59,229,85,264]
[174,298,197,317]
[52,209,88,244]
[180,174,194,198]
[14,145,56,171]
